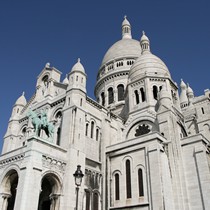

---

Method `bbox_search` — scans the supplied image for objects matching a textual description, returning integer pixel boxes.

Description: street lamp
[73,165,84,210]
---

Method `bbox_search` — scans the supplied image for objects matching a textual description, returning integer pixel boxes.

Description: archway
[38,173,61,210]
[0,169,19,210]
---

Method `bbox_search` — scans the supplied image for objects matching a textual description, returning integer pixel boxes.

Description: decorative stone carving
[42,155,66,173]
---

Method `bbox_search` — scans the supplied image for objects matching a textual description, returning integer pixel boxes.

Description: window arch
[38,173,61,210]
[126,160,132,198]
[115,173,120,200]
[1,170,19,210]
[117,84,124,101]
[135,90,139,104]
[140,87,146,102]
[91,121,94,138]
[138,168,144,197]
[153,85,158,100]
[108,87,114,104]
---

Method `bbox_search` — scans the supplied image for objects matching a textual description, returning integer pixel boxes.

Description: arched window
[101,92,105,106]
[126,160,132,198]
[80,98,83,106]
[91,121,94,138]
[96,128,99,141]
[140,88,146,102]
[135,90,139,104]
[153,85,158,100]
[108,87,114,104]
[117,84,124,101]
[138,169,144,197]
[115,173,120,200]
[93,192,99,210]
[85,123,88,136]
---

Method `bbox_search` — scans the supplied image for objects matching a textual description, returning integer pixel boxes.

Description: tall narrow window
[135,90,139,104]
[201,107,205,114]
[85,191,90,210]
[101,92,105,106]
[117,84,124,101]
[91,121,94,138]
[93,192,99,210]
[56,127,61,145]
[115,174,120,200]
[140,88,146,102]
[153,85,158,100]
[108,87,114,104]
[138,169,144,196]
[85,123,88,136]
[96,128,99,141]
[126,160,132,198]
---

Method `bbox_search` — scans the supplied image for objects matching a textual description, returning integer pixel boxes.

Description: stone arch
[18,124,28,146]
[38,172,62,210]
[0,169,19,210]
[125,117,157,140]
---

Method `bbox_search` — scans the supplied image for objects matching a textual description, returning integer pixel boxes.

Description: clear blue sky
[0,1,210,151]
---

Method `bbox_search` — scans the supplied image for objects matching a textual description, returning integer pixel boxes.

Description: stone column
[1,193,11,210]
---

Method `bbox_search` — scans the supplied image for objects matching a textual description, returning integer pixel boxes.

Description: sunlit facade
[0,17,210,210]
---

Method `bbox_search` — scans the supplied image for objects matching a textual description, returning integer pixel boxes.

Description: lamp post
[73,165,84,210]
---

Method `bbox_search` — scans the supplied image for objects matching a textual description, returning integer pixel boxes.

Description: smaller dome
[129,53,171,82]
[63,74,69,85]
[15,92,27,106]
[71,58,85,74]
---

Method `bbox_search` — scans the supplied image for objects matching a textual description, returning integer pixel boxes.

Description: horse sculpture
[27,109,54,139]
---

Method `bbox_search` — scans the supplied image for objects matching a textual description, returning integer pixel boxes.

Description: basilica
[0,17,210,210]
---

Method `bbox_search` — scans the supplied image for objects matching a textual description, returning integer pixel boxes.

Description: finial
[78,58,80,63]
[124,15,127,19]
[45,62,50,68]
[22,91,25,96]
[66,74,68,78]
[142,30,145,35]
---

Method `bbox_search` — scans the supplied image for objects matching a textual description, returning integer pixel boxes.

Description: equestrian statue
[27,109,54,139]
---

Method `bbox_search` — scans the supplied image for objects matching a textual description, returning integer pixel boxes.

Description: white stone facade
[0,16,210,210]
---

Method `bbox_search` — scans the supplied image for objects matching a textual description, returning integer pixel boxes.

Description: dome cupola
[129,32,171,82]
[95,16,142,115]
[122,15,132,39]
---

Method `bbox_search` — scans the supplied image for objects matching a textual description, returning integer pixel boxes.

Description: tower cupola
[187,83,194,105]
[180,79,188,108]
[68,58,87,93]
[140,31,150,54]
[122,15,132,39]
[11,92,27,118]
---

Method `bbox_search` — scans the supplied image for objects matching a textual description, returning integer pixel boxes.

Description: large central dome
[101,38,141,66]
